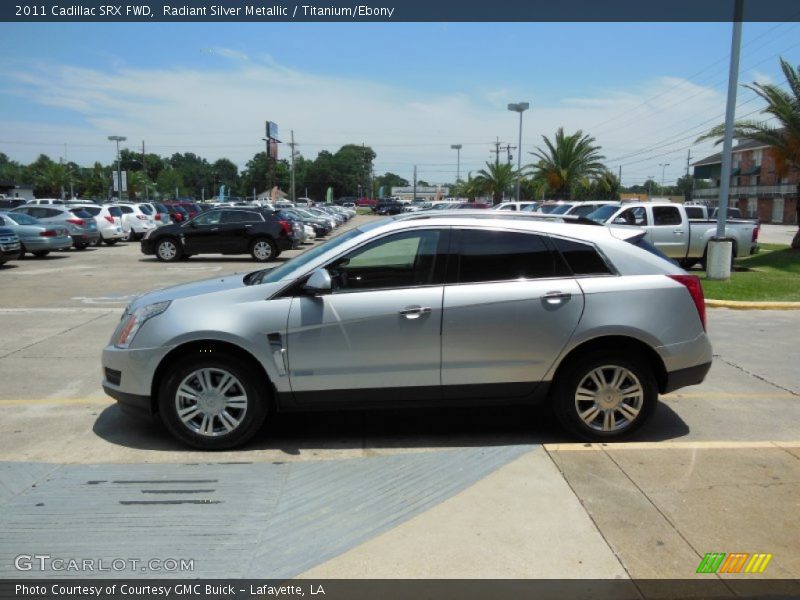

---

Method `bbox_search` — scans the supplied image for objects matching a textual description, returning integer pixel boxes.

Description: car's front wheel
[158,354,269,449]
[155,238,180,262]
[553,352,656,441]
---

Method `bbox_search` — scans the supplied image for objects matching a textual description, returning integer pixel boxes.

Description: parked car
[141,207,301,262]
[113,203,157,241]
[355,198,378,208]
[0,198,27,210]
[374,200,405,215]
[564,201,620,218]
[493,201,539,212]
[0,211,72,258]
[70,203,125,245]
[593,202,759,269]
[151,202,174,227]
[280,208,332,238]
[163,201,202,220]
[103,212,712,449]
[0,227,21,265]
[11,205,100,249]
[306,208,338,230]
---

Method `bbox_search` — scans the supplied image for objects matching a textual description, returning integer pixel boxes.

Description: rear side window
[119,205,133,214]
[82,206,100,216]
[551,237,613,275]
[108,207,122,217]
[70,209,92,219]
[138,204,154,215]
[684,206,705,219]
[653,206,682,225]
[456,229,556,283]
[44,208,62,218]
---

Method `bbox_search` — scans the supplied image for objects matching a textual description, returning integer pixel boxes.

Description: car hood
[127,272,284,311]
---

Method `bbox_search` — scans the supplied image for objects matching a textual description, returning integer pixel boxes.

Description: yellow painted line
[0,398,114,406]
[662,392,796,399]
[545,440,800,452]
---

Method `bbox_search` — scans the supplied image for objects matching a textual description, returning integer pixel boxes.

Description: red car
[355,198,378,207]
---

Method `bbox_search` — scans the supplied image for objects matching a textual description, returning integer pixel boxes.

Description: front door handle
[399,306,432,319]
[673,229,685,234]
[542,291,571,305]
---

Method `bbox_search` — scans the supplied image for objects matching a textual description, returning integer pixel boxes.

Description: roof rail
[394,209,602,226]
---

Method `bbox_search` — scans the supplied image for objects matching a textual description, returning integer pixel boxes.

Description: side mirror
[304,268,332,295]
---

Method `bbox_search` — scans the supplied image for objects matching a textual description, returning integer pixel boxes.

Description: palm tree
[527,127,606,200]
[34,162,70,198]
[698,58,800,247]
[473,162,518,205]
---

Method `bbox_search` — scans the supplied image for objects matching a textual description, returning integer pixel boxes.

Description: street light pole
[508,102,530,202]
[450,144,462,187]
[108,135,126,200]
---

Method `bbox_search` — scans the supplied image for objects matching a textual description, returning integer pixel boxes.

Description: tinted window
[457,229,555,283]
[69,209,92,219]
[139,204,154,215]
[330,229,444,292]
[193,210,222,225]
[82,206,101,216]
[684,206,705,219]
[6,213,38,225]
[108,207,122,217]
[44,208,62,218]
[551,237,612,276]
[220,210,262,224]
[118,205,133,214]
[617,207,648,226]
[653,206,682,225]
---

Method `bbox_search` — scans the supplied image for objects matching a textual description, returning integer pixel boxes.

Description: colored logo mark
[696,552,772,574]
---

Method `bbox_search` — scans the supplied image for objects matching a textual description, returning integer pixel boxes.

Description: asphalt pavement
[0,214,798,590]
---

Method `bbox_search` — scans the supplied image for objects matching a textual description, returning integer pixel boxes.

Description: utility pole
[289,130,297,202]
[501,143,517,165]
[142,140,147,201]
[64,143,74,199]
[490,138,502,167]
[413,165,417,202]
[618,165,622,187]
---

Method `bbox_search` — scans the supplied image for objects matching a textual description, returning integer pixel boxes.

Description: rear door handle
[399,306,432,319]
[542,291,571,304]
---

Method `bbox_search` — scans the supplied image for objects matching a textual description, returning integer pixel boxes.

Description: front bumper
[103,383,155,419]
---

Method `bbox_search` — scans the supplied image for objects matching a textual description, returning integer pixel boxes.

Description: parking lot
[1,214,799,587]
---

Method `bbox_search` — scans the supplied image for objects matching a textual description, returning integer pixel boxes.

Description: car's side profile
[102,213,712,449]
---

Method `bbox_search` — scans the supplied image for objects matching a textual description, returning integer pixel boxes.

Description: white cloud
[1,59,730,188]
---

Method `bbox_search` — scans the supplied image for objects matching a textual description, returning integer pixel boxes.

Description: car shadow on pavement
[138,256,293,264]
[92,399,690,454]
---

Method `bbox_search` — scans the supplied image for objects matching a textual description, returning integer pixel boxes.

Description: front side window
[617,207,648,226]
[192,210,222,225]
[456,229,556,284]
[329,229,444,292]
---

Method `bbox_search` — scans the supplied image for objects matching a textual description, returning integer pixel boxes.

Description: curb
[706,299,800,310]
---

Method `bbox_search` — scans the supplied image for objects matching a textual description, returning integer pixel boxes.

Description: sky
[1,21,800,190]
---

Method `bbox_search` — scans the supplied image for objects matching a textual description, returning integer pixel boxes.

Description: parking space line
[545,440,800,451]
[0,397,114,406]
[0,307,118,314]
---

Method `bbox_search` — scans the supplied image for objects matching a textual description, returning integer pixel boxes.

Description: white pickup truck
[590,202,759,269]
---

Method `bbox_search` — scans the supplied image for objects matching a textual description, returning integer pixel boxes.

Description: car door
[648,205,687,258]
[286,228,449,404]
[219,210,261,252]
[441,227,584,399]
[181,209,223,254]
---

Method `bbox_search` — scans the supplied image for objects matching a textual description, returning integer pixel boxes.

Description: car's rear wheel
[155,238,180,262]
[250,238,277,262]
[553,352,656,441]
[32,250,50,258]
[158,354,268,449]
[74,242,89,250]
[104,239,118,246]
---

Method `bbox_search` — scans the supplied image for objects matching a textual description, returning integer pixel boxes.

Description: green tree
[156,168,184,199]
[375,172,409,197]
[32,158,70,198]
[80,162,112,199]
[473,162,518,205]
[527,127,606,200]
[698,57,800,246]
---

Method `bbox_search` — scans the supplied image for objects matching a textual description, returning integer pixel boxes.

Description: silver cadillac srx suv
[102,212,712,449]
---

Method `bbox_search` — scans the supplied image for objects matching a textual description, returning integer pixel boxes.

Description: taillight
[155,213,161,221]
[668,274,706,331]
[279,220,292,235]
[39,230,57,237]
[66,218,85,226]
[752,225,759,242]
[104,216,115,224]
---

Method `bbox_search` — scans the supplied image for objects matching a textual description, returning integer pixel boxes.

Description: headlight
[114,301,171,348]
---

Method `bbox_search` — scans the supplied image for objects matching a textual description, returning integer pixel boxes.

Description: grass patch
[697,243,800,302]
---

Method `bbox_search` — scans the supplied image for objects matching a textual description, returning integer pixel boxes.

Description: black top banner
[3,0,800,22]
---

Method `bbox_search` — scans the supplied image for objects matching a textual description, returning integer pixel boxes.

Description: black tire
[104,239,118,246]
[250,237,277,262]
[552,352,657,442]
[32,250,50,258]
[155,237,181,262]
[158,353,269,450]
[74,243,89,250]
[92,237,102,247]
[17,245,26,259]
[678,259,696,270]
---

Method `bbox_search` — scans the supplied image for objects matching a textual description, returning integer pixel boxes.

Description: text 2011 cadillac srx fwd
[102,212,712,449]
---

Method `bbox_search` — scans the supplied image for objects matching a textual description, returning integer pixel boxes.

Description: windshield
[586,204,620,223]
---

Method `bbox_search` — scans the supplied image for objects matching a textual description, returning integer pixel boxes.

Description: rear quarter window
[70,209,92,219]
[551,237,613,275]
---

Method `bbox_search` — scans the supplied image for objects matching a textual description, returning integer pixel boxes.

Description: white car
[493,201,539,212]
[113,203,157,241]
[304,224,316,242]
[70,203,126,245]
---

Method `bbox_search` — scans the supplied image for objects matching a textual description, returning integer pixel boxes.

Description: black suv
[141,207,301,262]
[374,200,404,215]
